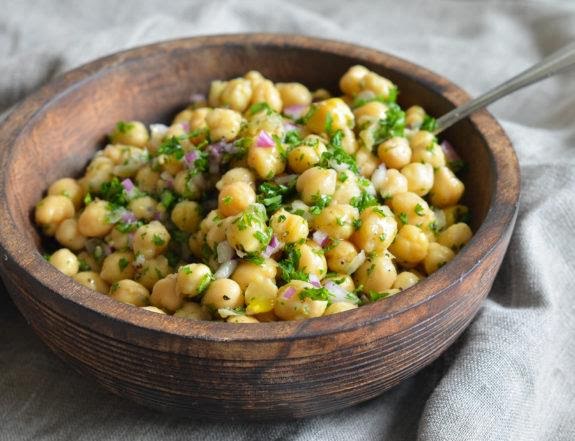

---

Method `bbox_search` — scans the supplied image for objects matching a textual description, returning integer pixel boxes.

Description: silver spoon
[434,42,575,135]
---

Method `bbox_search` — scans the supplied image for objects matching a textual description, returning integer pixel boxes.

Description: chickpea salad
[35,66,472,323]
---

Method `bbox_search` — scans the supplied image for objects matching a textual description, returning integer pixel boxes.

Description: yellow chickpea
[388,225,429,265]
[132,221,170,259]
[325,240,359,273]
[424,242,455,275]
[81,156,113,193]
[442,205,470,228]
[205,216,233,251]
[353,101,388,125]
[226,205,270,254]
[377,137,412,169]
[105,228,130,251]
[188,107,210,139]
[306,98,354,134]
[355,147,379,178]
[393,271,422,290]
[109,121,149,148]
[401,162,434,197]
[244,278,278,315]
[339,65,369,96]
[208,80,227,107]
[55,218,86,251]
[77,200,112,238]
[173,170,203,200]
[411,142,446,168]
[150,274,183,313]
[250,79,283,113]
[171,200,202,233]
[135,166,160,194]
[437,223,472,252]
[324,302,358,315]
[363,71,395,98]
[244,70,265,88]
[100,251,134,284]
[287,141,326,174]
[220,78,253,112]
[48,178,83,209]
[73,271,109,293]
[296,166,337,205]
[409,130,435,151]
[77,251,101,272]
[340,127,359,155]
[276,82,312,107]
[206,108,243,141]
[247,142,286,179]
[218,182,256,217]
[353,254,397,293]
[176,263,213,298]
[216,167,256,191]
[134,255,171,290]
[231,258,277,292]
[405,105,425,129]
[109,279,149,306]
[274,280,328,320]
[174,302,212,320]
[333,171,361,204]
[351,206,398,253]
[378,169,408,201]
[295,240,327,278]
[430,166,465,208]
[129,196,157,221]
[202,278,244,314]
[35,195,75,233]
[313,204,359,240]
[172,108,193,125]
[49,248,79,276]
[269,208,309,244]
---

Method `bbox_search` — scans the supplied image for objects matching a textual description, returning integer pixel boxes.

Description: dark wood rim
[0,33,520,342]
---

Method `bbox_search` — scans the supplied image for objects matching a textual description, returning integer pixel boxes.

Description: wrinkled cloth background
[1,0,574,440]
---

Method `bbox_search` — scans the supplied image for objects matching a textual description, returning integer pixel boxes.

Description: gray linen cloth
[1,0,574,439]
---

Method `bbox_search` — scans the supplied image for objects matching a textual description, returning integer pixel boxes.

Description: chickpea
[401,162,434,197]
[206,108,243,141]
[173,302,211,320]
[393,271,421,290]
[216,167,255,191]
[73,271,109,293]
[353,101,387,125]
[339,65,369,96]
[245,108,285,138]
[188,108,210,140]
[325,240,359,273]
[208,80,227,107]
[333,171,361,204]
[353,254,397,293]
[409,130,435,151]
[430,166,465,208]
[247,142,286,179]
[232,258,277,291]
[378,169,408,201]
[176,263,213,298]
[276,82,312,107]
[363,71,395,98]
[390,192,435,228]
[313,204,359,240]
[218,182,256,217]
[411,142,446,168]
[228,315,260,323]
[388,225,429,265]
[202,278,244,313]
[296,166,337,205]
[77,251,101,272]
[245,278,278,315]
[437,223,472,252]
[77,200,112,238]
[150,274,183,313]
[172,108,193,125]
[287,139,326,173]
[377,137,412,169]
[355,147,379,178]
[306,98,354,135]
[322,273,355,292]
[35,195,75,232]
[405,105,425,129]
[443,205,470,228]
[269,208,309,244]
[81,156,113,193]
[250,79,283,113]
[295,240,327,278]
[132,221,170,259]
[49,248,79,276]
[129,196,157,221]
[220,78,253,112]
[171,200,202,233]
[135,255,171,290]
[423,242,455,275]
[173,170,203,199]
[135,165,160,193]
[109,121,149,148]
[274,280,327,320]
[351,206,398,253]
[205,217,233,251]
[244,70,265,88]
[100,251,134,284]
[48,178,83,209]
[340,127,358,155]
[226,206,270,254]
[324,302,358,315]
[109,279,149,306]
[55,218,86,251]
[104,228,130,251]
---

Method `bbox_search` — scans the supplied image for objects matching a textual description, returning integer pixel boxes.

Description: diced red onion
[371,164,387,190]
[121,178,135,193]
[263,236,283,257]
[283,286,296,299]
[107,207,131,224]
[128,233,135,247]
[440,140,460,162]
[283,105,307,120]
[189,93,206,104]
[274,174,298,185]
[346,250,366,275]
[324,281,351,303]
[312,230,330,248]
[120,210,137,224]
[308,274,321,287]
[283,121,300,132]
[104,244,113,256]
[217,241,234,264]
[184,150,199,167]
[180,122,190,132]
[160,171,173,186]
[255,130,275,148]
[217,308,242,318]
[214,259,238,279]
[153,211,164,221]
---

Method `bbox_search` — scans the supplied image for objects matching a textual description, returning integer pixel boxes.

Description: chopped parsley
[420,115,437,132]
[99,177,128,207]
[233,204,268,231]
[414,204,425,216]
[398,212,408,224]
[244,253,265,265]
[197,273,213,294]
[152,234,165,246]
[319,144,359,174]
[249,102,274,115]
[160,189,178,210]
[157,136,185,160]
[78,258,91,272]
[118,257,129,272]
[115,121,134,134]
[309,194,332,216]
[350,191,378,212]
[257,181,296,215]
[83,193,93,205]
[299,287,332,303]
[351,87,398,108]
[277,244,308,283]
[223,195,233,205]
[372,103,405,145]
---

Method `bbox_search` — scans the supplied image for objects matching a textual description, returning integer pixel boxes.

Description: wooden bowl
[0,34,520,420]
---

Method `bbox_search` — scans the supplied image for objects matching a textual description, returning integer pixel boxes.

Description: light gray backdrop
[1,0,574,440]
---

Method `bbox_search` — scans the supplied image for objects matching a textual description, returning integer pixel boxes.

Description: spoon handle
[434,42,575,135]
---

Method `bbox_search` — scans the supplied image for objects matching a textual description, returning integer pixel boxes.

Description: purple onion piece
[255,130,275,148]
[283,287,297,299]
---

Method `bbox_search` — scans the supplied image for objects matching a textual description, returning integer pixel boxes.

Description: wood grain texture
[0,34,520,420]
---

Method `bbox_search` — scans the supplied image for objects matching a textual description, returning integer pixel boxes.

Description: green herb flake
[249,102,274,115]
[414,204,425,216]
[420,114,437,132]
[372,103,406,144]
[350,191,378,212]
[115,121,134,134]
[398,212,408,225]
[152,234,166,246]
[118,257,129,272]
[299,287,333,303]
[83,193,93,206]
[157,136,185,160]
[309,194,332,216]
[197,273,213,294]
[277,244,308,283]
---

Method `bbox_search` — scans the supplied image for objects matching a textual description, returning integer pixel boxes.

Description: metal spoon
[434,43,575,135]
